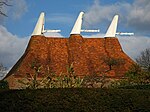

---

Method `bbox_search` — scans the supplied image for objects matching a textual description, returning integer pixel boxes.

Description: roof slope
[5,34,134,79]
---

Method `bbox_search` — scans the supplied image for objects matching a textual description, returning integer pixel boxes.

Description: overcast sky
[0,0,150,69]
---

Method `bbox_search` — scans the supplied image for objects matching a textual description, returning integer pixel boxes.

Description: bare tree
[136,48,150,72]
[0,63,7,79]
[0,0,11,17]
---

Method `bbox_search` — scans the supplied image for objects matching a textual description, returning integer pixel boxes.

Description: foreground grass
[0,89,150,112]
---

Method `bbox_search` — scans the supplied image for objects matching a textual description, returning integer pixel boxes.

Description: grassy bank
[0,89,150,112]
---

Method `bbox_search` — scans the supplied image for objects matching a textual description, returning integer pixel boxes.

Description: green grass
[0,89,150,112]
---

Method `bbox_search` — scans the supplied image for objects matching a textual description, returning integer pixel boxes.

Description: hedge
[0,89,150,112]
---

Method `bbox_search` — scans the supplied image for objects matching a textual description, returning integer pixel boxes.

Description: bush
[110,64,150,89]
[118,84,150,89]
[0,89,150,112]
[0,80,9,89]
[18,62,83,89]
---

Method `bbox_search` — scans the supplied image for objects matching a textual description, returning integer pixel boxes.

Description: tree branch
[0,0,12,17]
[0,1,12,6]
[0,10,7,17]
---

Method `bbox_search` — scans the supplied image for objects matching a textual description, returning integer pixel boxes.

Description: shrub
[0,89,150,112]
[0,80,9,89]
[18,62,83,89]
[110,64,150,89]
